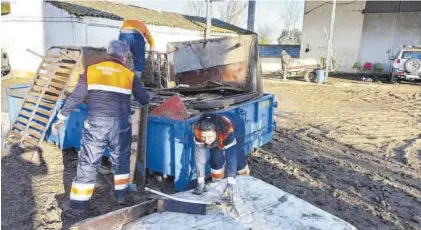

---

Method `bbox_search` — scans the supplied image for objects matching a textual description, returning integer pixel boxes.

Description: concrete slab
[124,176,357,230]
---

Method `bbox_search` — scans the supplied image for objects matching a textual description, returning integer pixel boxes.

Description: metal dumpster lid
[167,35,259,93]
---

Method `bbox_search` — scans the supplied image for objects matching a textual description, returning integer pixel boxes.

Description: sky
[123,0,305,44]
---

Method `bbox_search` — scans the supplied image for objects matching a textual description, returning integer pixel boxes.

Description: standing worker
[99,19,155,175]
[192,114,250,203]
[119,19,156,79]
[52,40,150,212]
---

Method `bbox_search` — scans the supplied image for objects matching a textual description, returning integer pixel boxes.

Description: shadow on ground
[1,147,47,230]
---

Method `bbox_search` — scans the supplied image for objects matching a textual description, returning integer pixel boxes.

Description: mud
[1,76,420,229]
[250,76,421,230]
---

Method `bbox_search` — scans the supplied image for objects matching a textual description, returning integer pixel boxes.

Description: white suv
[390,46,421,83]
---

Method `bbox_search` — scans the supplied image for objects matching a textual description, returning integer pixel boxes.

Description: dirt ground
[1,76,421,229]
[251,75,421,230]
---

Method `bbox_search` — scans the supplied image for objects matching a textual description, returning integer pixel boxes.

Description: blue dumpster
[7,84,276,191]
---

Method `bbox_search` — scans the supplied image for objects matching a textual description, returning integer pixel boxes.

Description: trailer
[280,50,320,82]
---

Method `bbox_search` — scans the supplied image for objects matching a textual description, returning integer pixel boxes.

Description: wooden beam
[70,200,157,230]
[137,105,149,190]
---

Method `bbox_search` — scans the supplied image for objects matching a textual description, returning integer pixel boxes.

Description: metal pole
[325,0,336,81]
[205,0,212,39]
[247,0,256,31]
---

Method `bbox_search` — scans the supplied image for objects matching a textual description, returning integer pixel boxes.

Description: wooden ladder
[6,47,82,150]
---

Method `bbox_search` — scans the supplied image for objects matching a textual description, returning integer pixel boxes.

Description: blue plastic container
[6,84,277,191]
[315,69,326,84]
[6,84,87,150]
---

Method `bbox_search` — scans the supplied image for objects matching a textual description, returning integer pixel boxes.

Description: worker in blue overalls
[192,113,249,203]
[52,40,150,213]
[119,19,156,79]
[99,19,156,175]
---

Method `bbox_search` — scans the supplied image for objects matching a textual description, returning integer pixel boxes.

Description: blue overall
[58,58,150,210]
[71,117,132,209]
[119,30,146,72]
[194,114,249,180]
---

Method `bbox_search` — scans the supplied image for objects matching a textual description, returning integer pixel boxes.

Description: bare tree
[280,1,300,42]
[278,29,301,45]
[257,26,273,44]
[187,0,206,17]
[218,0,248,26]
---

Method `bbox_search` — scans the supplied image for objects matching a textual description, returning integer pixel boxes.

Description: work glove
[193,180,206,195]
[222,177,235,204]
[52,119,65,135]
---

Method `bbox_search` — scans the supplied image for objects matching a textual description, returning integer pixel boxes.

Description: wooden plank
[39,101,55,109]
[29,122,46,132]
[49,81,65,89]
[44,59,58,65]
[51,74,69,83]
[27,129,42,139]
[44,54,61,60]
[22,102,35,111]
[13,123,26,132]
[35,78,48,86]
[22,136,39,147]
[35,108,52,117]
[42,94,59,101]
[137,106,149,189]
[7,136,19,144]
[29,91,42,98]
[16,116,29,124]
[42,62,73,70]
[25,99,55,109]
[70,200,157,230]
[33,114,49,124]
[9,130,22,138]
[59,62,76,68]
[19,110,33,118]
[46,87,61,95]
[38,73,51,80]
[40,65,72,74]
[32,85,43,92]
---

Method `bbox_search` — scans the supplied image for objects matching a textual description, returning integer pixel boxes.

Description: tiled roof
[47,1,251,34]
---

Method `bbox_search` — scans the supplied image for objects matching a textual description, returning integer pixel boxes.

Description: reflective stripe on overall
[69,62,134,210]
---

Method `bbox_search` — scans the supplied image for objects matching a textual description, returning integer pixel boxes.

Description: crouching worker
[52,40,150,211]
[193,114,250,202]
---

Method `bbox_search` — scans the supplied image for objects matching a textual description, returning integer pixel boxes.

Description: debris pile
[143,81,260,120]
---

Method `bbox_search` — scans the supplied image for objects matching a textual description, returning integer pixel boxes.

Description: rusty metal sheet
[176,61,249,89]
[168,35,259,92]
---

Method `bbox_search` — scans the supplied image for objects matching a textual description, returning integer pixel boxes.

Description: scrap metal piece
[193,92,260,110]
[150,95,189,120]
[70,200,157,230]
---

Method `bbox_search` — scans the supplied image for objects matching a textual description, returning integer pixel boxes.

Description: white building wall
[82,17,234,52]
[260,57,282,73]
[1,1,236,76]
[300,1,366,72]
[359,12,421,72]
[1,0,79,74]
